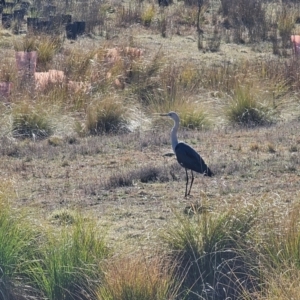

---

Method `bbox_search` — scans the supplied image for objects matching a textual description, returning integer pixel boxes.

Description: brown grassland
[1,0,300,299]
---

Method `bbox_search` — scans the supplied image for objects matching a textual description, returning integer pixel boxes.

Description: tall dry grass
[97,253,179,300]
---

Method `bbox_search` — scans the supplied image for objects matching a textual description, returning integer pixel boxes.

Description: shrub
[226,86,274,127]
[162,209,259,299]
[137,165,170,183]
[12,102,54,139]
[86,98,128,135]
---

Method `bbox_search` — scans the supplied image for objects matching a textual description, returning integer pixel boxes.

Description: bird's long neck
[171,119,179,152]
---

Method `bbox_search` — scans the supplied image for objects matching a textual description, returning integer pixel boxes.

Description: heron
[160,111,213,197]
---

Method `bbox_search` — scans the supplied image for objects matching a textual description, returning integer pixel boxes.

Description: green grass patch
[28,215,110,300]
[0,180,38,299]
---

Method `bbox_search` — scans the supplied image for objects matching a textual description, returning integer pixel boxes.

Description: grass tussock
[36,35,63,71]
[226,86,274,127]
[28,215,110,300]
[63,47,98,81]
[0,187,110,299]
[141,4,155,27]
[162,209,259,299]
[12,102,54,139]
[97,253,178,300]
[0,58,17,82]
[179,108,210,130]
[0,180,38,299]
[86,97,128,135]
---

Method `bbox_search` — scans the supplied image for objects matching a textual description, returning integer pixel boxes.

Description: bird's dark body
[161,111,213,197]
[175,142,213,177]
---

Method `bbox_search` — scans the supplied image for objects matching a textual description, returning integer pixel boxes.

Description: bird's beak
[160,113,169,116]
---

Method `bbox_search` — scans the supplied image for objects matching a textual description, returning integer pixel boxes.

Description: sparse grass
[105,164,171,189]
[49,208,76,225]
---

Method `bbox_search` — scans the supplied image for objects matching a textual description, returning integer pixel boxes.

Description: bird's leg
[188,170,194,196]
[185,168,189,197]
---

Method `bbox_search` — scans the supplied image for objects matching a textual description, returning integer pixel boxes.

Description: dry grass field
[1,0,300,299]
